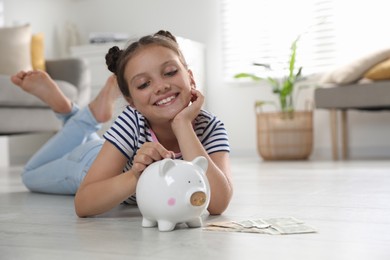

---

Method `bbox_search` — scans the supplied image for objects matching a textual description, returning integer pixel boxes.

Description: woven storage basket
[256,108,313,160]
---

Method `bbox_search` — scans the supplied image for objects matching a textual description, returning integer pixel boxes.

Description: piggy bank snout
[190,191,207,206]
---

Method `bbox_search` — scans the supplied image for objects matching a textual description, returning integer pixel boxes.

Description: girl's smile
[154,93,179,106]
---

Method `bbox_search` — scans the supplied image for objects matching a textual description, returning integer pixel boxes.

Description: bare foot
[89,75,121,123]
[11,70,72,114]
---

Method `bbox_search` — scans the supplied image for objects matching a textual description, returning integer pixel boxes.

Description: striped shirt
[103,106,230,204]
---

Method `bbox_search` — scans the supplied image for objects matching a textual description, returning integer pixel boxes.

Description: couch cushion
[364,58,390,80]
[320,48,390,85]
[0,24,33,75]
[31,33,46,71]
[0,75,78,107]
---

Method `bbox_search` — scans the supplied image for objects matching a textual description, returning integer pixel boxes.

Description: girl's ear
[188,69,196,89]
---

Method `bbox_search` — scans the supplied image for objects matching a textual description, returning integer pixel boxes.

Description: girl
[12,30,233,217]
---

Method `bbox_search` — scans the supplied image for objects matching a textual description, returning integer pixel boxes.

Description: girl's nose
[154,82,171,94]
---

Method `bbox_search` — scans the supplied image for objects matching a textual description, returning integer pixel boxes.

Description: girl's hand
[172,89,204,127]
[131,142,174,177]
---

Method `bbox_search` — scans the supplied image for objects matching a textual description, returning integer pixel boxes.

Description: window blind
[221,0,336,81]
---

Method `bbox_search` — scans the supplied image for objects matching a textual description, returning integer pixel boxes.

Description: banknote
[204,217,316,235]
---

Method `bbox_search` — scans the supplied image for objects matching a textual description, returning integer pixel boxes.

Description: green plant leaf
[253,63,271,70]
[288,36,300,79]
[295,67,302,80]
[234,73,263,81]
[281,79,293,96]
[233,34,309,113]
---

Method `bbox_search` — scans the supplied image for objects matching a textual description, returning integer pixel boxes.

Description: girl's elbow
[208,207,225,215]
[74,201,86,218]
[74,193,89,218]
[208,201,229,215]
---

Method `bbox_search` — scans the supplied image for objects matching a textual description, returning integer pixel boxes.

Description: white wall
[3,0,72,58]
[3,0,390,160]
[0,1,4,26]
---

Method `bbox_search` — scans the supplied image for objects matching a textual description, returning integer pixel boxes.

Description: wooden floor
[1,157,390,260]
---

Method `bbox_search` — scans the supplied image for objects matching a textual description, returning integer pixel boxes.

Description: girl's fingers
[133,143,174,169]
[190,89,198,102]
[132,162,146,174]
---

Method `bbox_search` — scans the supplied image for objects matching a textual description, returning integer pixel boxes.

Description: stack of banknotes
[204,217,317,235]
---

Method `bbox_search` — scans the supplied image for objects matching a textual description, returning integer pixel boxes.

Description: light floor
[1,158,390,260]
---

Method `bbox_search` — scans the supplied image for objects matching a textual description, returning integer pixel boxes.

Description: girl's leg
[22,138,104,195]
[21,74,120,172]
[11,70,100,170]
[11,71,120,194]
[11,70,72,114]
[24,105,102,171]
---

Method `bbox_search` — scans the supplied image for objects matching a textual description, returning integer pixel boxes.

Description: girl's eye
[165,69,178,77]
[137,81,150,90]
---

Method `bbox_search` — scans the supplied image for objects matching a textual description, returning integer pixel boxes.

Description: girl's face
[124,45,195,124]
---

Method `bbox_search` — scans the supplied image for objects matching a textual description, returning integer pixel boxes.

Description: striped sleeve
[195,110,230,154]
[103,106,141,160]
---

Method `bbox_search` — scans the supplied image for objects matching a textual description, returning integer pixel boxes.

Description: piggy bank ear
[192,156,208,174]
[159,158,176,176]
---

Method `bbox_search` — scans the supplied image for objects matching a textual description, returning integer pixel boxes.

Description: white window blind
[221,0,336,81]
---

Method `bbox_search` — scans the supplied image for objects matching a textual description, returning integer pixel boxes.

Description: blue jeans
[22,105,104,195]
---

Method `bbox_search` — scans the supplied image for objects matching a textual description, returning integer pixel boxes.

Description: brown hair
[105,30,188,98]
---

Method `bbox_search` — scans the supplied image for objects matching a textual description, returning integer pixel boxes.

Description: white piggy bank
[136,156,210,232]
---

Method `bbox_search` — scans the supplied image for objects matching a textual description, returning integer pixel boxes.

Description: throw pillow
[0,24,33,75]
[320,48,390,85]
[364,58,390,80]
[31,33,46,71]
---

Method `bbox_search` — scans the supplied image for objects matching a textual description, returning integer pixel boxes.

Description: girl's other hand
[131,142,174,176]
[172,89,204,127]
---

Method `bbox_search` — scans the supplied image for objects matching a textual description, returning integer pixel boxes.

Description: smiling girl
[12,30,233,217]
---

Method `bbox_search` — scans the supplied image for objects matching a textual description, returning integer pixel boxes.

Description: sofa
[314,48,390,160]
[0,58,91,134]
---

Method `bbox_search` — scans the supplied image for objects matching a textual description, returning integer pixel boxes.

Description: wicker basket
[256,108,313,160]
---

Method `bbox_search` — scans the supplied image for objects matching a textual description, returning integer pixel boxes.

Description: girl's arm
[74,141,172,217]
[174,124,233,214]
[74,142,136,217]
[171,90,233,215]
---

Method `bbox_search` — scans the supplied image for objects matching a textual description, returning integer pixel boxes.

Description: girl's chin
[149,109,179,121]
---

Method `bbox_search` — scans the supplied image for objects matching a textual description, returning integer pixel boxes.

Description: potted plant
[234,36,313,160]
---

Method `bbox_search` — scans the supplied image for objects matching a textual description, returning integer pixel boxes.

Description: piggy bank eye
[188,181,191,184]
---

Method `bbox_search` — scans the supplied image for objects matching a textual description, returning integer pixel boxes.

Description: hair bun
[154,30,177,43]
[105,46,123,73]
